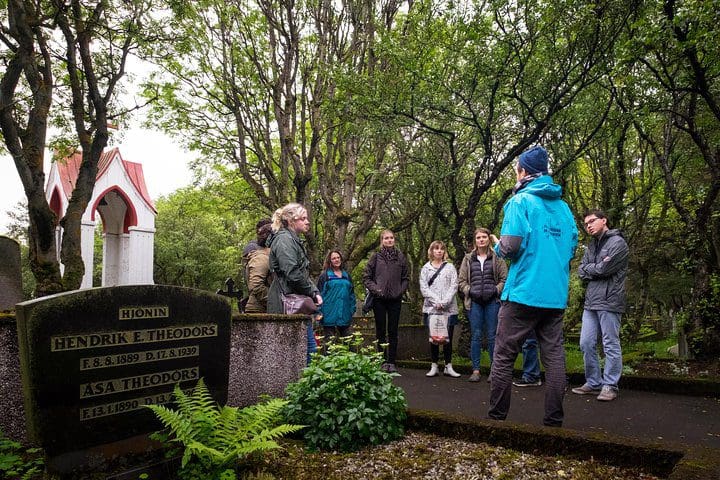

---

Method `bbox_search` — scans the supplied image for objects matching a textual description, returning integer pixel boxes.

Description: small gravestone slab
[0,236,23,310]
[16,285,231,461]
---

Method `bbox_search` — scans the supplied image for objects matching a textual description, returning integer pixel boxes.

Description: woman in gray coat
[266,203,322,364]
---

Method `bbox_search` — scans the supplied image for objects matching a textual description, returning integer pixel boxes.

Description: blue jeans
[521,334,541,382]
[469,299,500,370]
[579,309,622,389]
[307,321,317,365]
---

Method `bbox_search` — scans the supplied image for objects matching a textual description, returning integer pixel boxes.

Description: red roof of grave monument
[56,148,157,213]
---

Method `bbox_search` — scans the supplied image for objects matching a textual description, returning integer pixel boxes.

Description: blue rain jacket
[494,175,578,309]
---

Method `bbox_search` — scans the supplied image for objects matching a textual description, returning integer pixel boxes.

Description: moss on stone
[232,313,312,323]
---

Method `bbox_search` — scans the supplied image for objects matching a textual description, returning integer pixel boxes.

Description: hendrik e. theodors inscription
[16,286,231,457]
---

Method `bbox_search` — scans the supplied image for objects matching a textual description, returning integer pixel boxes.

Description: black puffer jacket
[468,256,497,304]
[362,248,409,300]
[577,229,629,313]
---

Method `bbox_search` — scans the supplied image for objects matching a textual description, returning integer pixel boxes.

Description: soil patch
[630,358,720,380]
[254,431,662,480]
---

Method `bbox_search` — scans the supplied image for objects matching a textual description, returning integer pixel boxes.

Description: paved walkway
[393,367,720,449]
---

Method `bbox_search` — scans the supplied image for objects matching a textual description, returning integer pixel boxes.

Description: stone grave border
[406,409,720,480]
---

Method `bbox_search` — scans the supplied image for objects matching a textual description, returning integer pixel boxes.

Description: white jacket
[419,261,459,315]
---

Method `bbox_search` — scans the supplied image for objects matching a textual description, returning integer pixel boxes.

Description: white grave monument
[45,148,156,288]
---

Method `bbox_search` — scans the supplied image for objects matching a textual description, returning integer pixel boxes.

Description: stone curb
[397,359,720,398]
[405,409,720,479]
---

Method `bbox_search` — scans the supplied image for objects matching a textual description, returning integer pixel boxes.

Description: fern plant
[147,378,304,479]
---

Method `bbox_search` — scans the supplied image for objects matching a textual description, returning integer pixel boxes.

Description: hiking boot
[571,384,601,395]
[443,364,461,378]
[597,385,618,401]
[513,377,542,387]
[468,371,481,382]
[426,363,439,377]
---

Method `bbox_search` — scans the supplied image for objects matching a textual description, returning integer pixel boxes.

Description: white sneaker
[444,364,461,378]
[426,363,439,377]
[597,385,618,401]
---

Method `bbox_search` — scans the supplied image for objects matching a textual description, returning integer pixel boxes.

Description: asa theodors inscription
[16,285,231,457]
[80,366,199,398]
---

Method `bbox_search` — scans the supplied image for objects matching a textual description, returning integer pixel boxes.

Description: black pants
[373,298,401,364]
[431,325,455,364]
[488,301,566,427]
[322,325,351,340]
[423,313,456,364]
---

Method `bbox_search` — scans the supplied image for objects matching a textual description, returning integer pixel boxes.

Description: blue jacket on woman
[317,269,356,327]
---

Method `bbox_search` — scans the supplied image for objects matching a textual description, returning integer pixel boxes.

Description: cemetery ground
[3,357,720,479]
[3,296,720,480]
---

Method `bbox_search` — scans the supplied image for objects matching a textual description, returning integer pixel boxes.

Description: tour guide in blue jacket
[488,145,578,427]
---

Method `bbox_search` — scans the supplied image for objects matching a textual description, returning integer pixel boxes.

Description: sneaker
[380,362,390,372]
[386,363,399,374]
[468,371,481,382]
[597,385,618,401]
[513,378,542,387]
[571,384,601,395]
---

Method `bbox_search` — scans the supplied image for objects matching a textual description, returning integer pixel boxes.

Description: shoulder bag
[281,292,317,315]
[362,288,375,314]
[427,262,447,287]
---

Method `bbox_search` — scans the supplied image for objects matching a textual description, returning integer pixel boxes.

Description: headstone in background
[0,314,25,442]
[15,285,231,470]
[0,236,23,311]
[228,314,307,407]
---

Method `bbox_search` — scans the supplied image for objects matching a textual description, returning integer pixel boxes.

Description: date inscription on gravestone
[16,285,231,456]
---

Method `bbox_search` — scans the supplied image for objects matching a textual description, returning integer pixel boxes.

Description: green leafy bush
[0,429,43,480]
[284,334,407,452]
[147,379,303,480]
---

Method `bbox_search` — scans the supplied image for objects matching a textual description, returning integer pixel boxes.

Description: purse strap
[427,262,447,286]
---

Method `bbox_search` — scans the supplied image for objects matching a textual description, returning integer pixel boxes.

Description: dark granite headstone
[0,236,23,310]
[15,285,231,461]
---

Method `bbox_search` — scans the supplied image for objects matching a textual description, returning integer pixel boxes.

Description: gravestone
[0,236,23,310]
[15,285,231,472]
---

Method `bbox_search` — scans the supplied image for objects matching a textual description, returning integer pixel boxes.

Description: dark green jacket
[266,228,319,313]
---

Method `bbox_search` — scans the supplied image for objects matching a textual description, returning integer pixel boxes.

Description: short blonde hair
[427,240,448,261]
[272,203,306,232]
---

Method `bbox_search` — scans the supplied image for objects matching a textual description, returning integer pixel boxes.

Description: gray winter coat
[577,229,629,313]
[266,228,319,314]
[362,248,409,300]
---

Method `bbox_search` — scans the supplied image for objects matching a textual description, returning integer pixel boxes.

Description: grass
[449,337,678,374]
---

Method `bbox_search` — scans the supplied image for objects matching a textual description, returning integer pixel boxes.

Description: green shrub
[0,429,43,480]
[147,379,303,480]
[284,334,407,452]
